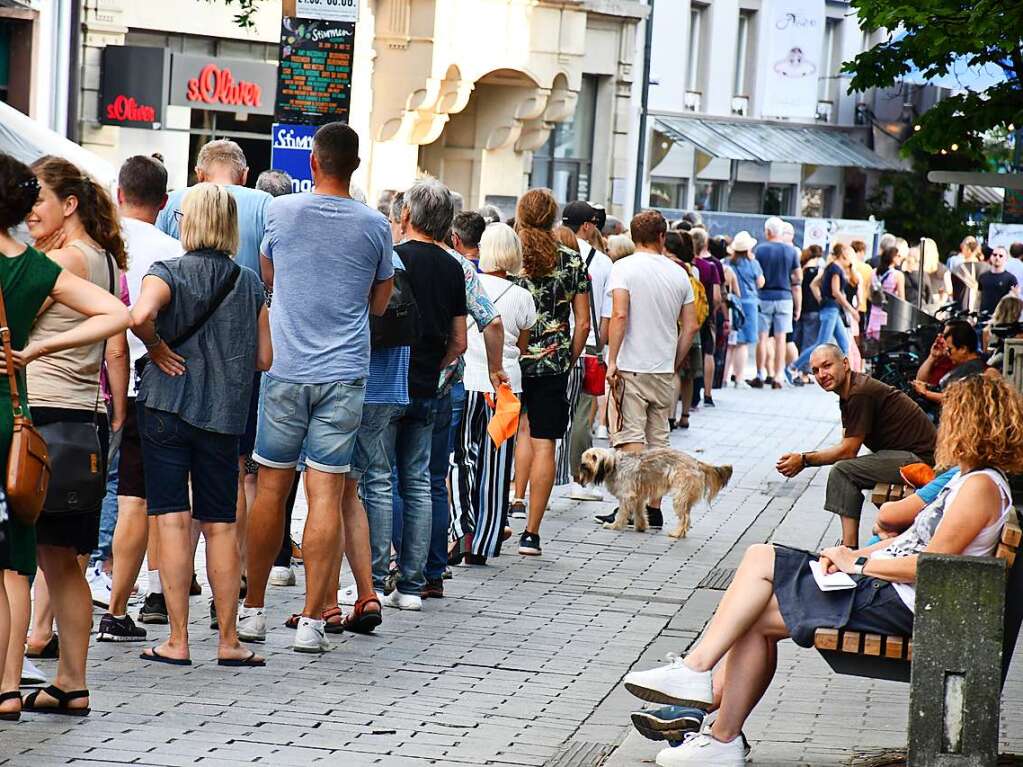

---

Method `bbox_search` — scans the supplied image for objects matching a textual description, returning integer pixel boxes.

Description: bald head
[809,344,849,393]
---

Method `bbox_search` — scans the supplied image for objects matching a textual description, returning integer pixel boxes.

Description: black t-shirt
[839,372,936,459]
[801,261,821,313]
[395,240,467,399]
[819,262,846,309]
[978,270,1018,316]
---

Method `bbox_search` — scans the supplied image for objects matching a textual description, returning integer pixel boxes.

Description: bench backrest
[1001,508,1023,684]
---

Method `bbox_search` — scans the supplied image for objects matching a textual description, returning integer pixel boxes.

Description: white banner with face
[760,0,826,119]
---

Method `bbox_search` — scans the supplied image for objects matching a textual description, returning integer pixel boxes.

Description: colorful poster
[271,123,317,194]
[759,0,826,119]
[275,18,355,125]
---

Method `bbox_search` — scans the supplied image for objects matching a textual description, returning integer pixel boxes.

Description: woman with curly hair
[509,190,590,556]
[623,369,1023,766]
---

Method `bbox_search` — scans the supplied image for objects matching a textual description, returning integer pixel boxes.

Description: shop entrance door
[187,111,273,187]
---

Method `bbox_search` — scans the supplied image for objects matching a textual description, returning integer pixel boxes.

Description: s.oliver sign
[99,46,168,129]
[169,54,277,115]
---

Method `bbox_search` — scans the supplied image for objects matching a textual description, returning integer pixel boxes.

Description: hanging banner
[297,0,359,22]
[271,123,317,194]
[275,17,355,125]
[760,0,825,119]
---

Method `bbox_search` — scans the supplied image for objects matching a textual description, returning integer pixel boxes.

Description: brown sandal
[340,595,382,635]
[283,606,344,632]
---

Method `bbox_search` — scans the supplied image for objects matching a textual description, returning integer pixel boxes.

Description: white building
[640,0,906,219]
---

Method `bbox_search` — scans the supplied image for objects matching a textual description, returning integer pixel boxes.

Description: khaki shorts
[608,371,676,449]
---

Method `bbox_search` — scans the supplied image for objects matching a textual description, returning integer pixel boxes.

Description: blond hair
[935,375,1023,474]
[196,139,247,182]
[992,295,1023,326]
[921,237,940,274]
[607,234,636,262]
[180,182,239,256]
[479,223,523,274]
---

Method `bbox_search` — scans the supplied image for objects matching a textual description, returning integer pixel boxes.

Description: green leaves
[205,0,267,28]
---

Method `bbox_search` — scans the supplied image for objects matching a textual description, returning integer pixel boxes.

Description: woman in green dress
[0,153,131,720]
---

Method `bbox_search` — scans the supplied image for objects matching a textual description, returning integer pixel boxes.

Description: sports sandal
[21,685,90,716]
[0,691,22,721]
[25,634,59,659]
[340,595,383,635]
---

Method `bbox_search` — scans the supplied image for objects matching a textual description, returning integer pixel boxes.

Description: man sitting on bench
[777,344,936,547]
[622,375,1023,767]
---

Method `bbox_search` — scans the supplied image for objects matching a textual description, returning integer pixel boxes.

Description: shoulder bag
[581,250,609,397]
[0,277,51,525]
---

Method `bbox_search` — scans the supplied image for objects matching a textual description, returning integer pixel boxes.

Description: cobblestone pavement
[1,384,1021,766]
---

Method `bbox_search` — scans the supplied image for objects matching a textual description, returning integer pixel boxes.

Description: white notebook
[809,559,857,591]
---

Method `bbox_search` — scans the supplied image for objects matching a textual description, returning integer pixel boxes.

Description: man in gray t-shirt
[240,124,394,654]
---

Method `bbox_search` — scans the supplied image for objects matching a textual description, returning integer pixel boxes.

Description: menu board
[275,17,355,125]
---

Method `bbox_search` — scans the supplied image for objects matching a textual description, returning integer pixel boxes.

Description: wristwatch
[852,556,868,575]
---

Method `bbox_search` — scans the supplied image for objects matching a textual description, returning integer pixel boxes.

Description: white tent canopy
[0,101,116,187]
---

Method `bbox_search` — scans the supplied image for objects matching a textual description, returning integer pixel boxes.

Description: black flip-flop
[218,651,265,667]
[140,647,192,666]
[25,634,59,659]
[21,685,90,716]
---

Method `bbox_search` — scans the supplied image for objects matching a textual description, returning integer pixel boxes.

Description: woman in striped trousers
[449,224,537,563]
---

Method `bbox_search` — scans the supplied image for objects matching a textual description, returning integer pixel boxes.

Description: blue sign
[271,123,316,194]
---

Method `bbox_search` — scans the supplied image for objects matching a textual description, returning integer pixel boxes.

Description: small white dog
[578,447,732,539]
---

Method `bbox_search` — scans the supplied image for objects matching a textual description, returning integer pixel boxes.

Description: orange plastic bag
[485,384,520,448]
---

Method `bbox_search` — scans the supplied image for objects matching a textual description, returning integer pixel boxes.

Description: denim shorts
[139,406,239,523]
[759,298,794,335]
[253,374,366,474]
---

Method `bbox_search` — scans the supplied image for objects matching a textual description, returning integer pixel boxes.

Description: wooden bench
[871,481,912,507]
[813,509,1023,684]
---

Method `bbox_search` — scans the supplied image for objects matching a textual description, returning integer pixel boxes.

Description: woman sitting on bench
[624,374,1023,767]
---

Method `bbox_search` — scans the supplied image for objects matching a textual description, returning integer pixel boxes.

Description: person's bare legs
[841,516,860,548]
[145,515,161,592]
[524,437,555,535]
[235,458,248,579]
[144,512,192,662]
[34,545,92,708]
[703,353,715,401]
[26,568,53,654]
[108,496,147,616]
[202,520,261,663]
[0,572,25,716]
[731,343,747,384]
[300,468,346,619]
[513,413,533,501]
[755,332,769,378]
[342,478,377,601]
[772,332,787,383]
[244,466,295,610]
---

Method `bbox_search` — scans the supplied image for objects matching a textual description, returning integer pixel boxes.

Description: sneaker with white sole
[237,605,266,642]
[655,732,745,766]
[269,565,296,587]
[383,590,422,611]
[594,424,609,441]
[568,482,604,501]
[87,563,112,609]
[20,658,46,687]
[293,617,331,653]
[624,654,714,708]
[339,583,386,607]
[509,499,527,520]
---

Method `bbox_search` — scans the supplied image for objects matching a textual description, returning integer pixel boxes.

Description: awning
[655,116,903,171]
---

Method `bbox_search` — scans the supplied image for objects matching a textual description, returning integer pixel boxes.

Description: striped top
[365,252,411,406]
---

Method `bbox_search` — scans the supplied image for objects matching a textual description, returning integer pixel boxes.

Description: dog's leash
[609,375,626,435]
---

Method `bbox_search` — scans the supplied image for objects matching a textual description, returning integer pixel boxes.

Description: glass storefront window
[531,75,598,203]
[694,180,723,211]
[764,184,794,215]
[649,177,687,209]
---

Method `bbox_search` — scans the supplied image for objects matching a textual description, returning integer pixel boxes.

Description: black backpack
[371,260,421,349]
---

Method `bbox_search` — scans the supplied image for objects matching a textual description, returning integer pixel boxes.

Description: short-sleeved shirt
[978,270,1018,316]
[157,184,271,276]
[137,250,265,435]
[365,252,411,407]
[730,256,763,299]
[514,244,590,378]
[395,240,468,399]
[693,256,721,302]
[1004,256,1023,285]
[439,249,498,394]
[754,241,799,301]
[839,373,936,459]
[819,262,846,309]
[608,250,695,374]
[261,193,393,384]
[464,273,537,393]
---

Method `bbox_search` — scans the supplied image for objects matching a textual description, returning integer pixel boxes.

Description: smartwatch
[852,556,868,575]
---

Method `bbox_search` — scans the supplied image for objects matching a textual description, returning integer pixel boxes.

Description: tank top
[26,240,118,411]
[871,468,1013,612]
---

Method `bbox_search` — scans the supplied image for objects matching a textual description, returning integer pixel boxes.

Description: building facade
[642,0,905,220]
[0,0,72,133]
[64,0,645,217]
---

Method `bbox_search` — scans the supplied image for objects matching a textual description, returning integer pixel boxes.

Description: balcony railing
[731,95,749,116]
[684,90,702,112]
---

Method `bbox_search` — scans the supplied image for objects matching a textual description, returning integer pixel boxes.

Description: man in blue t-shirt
[751,217,801,389]
[239,124,394,654]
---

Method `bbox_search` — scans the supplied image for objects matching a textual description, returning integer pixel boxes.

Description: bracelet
[144,334,163,350]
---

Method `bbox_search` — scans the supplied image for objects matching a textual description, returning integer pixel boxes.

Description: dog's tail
[698,461,733,504]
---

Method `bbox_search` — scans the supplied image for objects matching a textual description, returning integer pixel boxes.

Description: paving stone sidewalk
[1,384,1020,766]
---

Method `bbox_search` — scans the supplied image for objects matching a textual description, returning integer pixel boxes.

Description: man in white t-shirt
[96,156,183,643]
[560,201,614,500]
[605,210,698,522]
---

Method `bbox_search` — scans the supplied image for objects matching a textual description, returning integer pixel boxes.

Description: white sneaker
[383,590,422,611]
[338,583,385,606]
[269,566,296,587]
[87,563,112,609]
[20,657,46,686]
[568,482,603,502]
[734,380,750,390]
[624,654,714,707]
[594,424,609,440]
[655,732,745,766]
[293,617,331,653]
[237,605,266,642]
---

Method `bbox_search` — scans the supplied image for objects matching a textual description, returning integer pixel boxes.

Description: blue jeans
[92,447,119,564]
[449,382,466,447]
[385,398,435,595]
[425,393,453,583]
[353,403,406,592]
[793,305,849,372]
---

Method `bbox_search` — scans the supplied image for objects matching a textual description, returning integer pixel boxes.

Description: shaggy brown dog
[578,447,732,539]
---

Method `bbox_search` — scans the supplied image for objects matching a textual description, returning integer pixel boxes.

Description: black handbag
[38,248,115,515]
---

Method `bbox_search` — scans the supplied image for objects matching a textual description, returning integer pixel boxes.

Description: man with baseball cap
[559,201,613,502]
